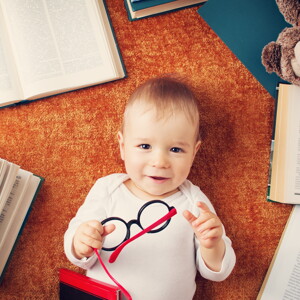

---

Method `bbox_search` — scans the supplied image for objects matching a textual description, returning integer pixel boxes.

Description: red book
[59,268,121,300]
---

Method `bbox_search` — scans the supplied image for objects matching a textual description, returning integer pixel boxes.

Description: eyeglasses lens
[102,219,127,250]
[139,202,170,231]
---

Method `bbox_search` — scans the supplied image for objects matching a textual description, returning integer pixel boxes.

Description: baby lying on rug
[64,75,236,300]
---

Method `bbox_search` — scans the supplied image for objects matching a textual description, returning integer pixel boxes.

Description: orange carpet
[0,1,291,299]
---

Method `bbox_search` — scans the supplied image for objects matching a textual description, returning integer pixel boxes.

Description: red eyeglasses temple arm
[94,249,132,300]
[108,207,177,263]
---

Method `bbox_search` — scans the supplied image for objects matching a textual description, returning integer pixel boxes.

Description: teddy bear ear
[261,42,282,74]
[276,0,300,26]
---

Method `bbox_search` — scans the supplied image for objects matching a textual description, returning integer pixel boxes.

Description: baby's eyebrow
[172,141,191,148]
[133,137,150,142]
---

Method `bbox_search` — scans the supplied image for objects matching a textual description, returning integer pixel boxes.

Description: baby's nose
[150,151,170,168]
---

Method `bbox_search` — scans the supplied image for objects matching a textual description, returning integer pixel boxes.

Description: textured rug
[0,1,291,299]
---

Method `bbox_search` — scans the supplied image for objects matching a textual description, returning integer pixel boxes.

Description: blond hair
[122,75,200,141]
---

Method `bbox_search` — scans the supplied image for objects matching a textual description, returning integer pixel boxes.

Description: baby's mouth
[149,176,169,181]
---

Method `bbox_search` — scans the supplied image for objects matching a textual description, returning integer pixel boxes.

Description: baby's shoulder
[180,179,216,213]
[93,173,129,195]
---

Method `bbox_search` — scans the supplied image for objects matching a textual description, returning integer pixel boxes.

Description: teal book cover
[198,0,290,98]
[131,0,177,11]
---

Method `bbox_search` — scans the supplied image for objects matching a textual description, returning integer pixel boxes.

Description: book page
[258,205,300,300]
[0,172,41,276]
[285,85,300,203]
[0,162,20,214]
[0,169,31,249]
[1,0,121,99]
[270,85,300,204]
[0,159,8,192]
[0,6,22,103]
[269,85,289,203]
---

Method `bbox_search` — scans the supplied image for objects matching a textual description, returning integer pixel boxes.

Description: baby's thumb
[102,224,115,237]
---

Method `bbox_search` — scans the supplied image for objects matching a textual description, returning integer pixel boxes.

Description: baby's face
[118,103,200,200]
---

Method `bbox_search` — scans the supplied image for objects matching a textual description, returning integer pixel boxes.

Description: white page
[0,169,31,248]
[1,0,118,99]
[0,159,8,192]
[285,86,300,203]
[0,173,40,276]
[0,6,22,103]
[0,162,19,214]
[258,205,300,300]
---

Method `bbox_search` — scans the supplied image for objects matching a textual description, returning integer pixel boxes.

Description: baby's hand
[72,220,115,259]
[183,202,223,249]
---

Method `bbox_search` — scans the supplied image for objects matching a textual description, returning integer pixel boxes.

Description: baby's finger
[200,227,221,240]
[84,223,102,240]
[88,220,104,235]
[102,224,115,236]
[196,202,211,213]
[79,232,102,250]
[196,217,221,233]
[183,210,197,224]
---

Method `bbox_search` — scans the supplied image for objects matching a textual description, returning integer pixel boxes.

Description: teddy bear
[261,0,300,86]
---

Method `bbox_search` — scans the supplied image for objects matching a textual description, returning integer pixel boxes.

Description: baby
[64,75,236,300]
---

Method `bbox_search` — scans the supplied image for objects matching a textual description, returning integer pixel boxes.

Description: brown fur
[262,0,300,85]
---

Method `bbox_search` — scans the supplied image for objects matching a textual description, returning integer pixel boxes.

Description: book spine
[267,139,274,201]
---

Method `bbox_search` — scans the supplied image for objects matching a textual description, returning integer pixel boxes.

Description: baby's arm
[183,202,225,272]
[72,220,115,259]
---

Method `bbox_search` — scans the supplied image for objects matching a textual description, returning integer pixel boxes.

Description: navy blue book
[198,0,290,98]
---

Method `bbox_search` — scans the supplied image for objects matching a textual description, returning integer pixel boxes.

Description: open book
[0,0,126,108]
[257,205,300,300]
[268,84,300,204]
[0,159,44,282]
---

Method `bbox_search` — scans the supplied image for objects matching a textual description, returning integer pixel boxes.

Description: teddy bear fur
[261,0,300,85]
[276,0,300,25]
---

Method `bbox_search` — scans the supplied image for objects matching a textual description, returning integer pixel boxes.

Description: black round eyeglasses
[101,199,177,263]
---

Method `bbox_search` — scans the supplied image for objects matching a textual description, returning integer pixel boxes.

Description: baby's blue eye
[170,147,182,153]
[139,144,151,150]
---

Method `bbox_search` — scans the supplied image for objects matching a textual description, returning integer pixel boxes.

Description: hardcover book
[198,0,290,99]
[124,0,207,21]
[0,0,126,108]
[268,84,300,204]
[0,158,44,282]
[59,268,122,300]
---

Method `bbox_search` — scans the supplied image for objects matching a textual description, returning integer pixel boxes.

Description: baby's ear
[195,140,201,153]
[117,131,125,161]
[192,140,201,162]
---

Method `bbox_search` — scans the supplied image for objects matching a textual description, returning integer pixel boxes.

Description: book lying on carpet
[198,0,289,99]
[267,84,300,204]
[124,0,207,21]
[0,0,126,109]
[0,158,44,283]
[59,268,121,300]
[257,205,300,300]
